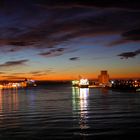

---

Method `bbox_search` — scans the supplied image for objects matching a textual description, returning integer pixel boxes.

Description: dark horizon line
[0,77,140,82]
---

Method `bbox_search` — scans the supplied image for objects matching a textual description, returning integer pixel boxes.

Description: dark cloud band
[118,49,140,59]
[0,59,29,68]
[69,57,80,61]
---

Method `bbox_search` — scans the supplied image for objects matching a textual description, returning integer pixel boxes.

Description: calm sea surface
[0,83,140,140]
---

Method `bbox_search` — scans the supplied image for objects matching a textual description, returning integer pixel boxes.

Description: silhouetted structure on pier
[98,70,109,86]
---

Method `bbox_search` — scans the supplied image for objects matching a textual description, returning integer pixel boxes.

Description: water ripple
[0,85,140,139]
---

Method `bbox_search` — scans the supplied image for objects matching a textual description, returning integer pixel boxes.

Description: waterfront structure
[111,79,140,91]
[72,78,89,88]
[79,79,89,88]
[72,80,79,87]
[0,79,36,89]
[98,70,109,86]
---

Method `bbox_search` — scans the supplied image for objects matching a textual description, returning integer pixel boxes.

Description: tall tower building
[98,70,109,85]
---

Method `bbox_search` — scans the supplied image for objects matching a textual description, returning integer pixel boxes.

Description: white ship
[72,79,89,88]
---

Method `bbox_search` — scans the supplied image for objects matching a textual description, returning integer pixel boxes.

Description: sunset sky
[0,0,140,81]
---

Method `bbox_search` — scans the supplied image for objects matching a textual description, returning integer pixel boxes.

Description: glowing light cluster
[72,80,79,86]
[79,79,89,86]
[0,79,36,90]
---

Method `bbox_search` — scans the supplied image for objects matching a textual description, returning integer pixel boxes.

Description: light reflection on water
[0,89,19,113]
[72,87,89,129]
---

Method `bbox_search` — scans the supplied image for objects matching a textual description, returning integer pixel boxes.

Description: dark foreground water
[0,83,140,140]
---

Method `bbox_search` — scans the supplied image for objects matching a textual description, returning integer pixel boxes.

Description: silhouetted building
[98,70,109,85]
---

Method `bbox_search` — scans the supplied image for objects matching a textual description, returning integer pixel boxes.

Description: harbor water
[0,83,140,139]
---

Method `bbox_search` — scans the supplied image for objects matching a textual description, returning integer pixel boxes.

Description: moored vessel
[72,78,89,88]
